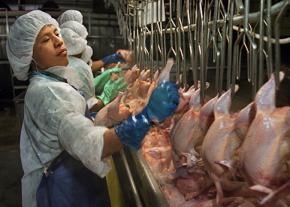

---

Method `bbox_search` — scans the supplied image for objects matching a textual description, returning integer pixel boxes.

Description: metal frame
[118,0,290,101]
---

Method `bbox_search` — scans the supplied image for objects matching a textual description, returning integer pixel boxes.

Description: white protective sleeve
[58,112,111,177]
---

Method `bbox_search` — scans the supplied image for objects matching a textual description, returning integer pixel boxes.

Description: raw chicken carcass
[157,58,174,84]
[175,168,212,201]
[170,89,202,164]
[201,88,256,204]
[123,59,175,114]
[175,82,210,113]
[158,85,202,131]
[141,127,175,181]
[171,90,217,167]
[239,74,290,190]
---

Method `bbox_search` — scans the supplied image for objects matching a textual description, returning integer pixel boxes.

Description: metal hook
[187,0,197,88]
[266,0,273,78]
[219,0,228,95]
[226,0,235,90]
[258,0,265,89]
[244,0,258,97]
[164,1,177,60]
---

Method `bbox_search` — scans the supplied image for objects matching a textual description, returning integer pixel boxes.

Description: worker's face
[32,25,68,70]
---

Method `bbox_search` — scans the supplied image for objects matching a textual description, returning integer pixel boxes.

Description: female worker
[58,9,132,72]
[6,10,179,207]
[58,12,135,206]
[58,15,127,110]
[58,10,132,109]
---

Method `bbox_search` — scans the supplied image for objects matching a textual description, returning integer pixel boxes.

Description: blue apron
[30,71,111,207]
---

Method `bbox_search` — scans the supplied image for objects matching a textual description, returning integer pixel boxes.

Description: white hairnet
[60,20,88,39]
[60,21,89,56]
[57,10,83,25]
[81,45,93,64]
[60,28,87,56]
[6,10,59,81]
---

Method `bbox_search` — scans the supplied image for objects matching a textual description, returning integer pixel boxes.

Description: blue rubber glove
[101,53,125,66]
[145,80,180,122]
[114,81,179,150]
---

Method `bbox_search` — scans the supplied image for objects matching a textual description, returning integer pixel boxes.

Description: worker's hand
[97,77,127,105]
[101,53,125,66]
[114,81,179,150]
[93,67,122,95]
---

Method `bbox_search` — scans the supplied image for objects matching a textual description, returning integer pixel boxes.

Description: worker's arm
[89,98,104,112]
[102,129,123,158]
[91,53,124,73]
[59,80,179,177]
[91,60,105,73]
[59,112,123,160]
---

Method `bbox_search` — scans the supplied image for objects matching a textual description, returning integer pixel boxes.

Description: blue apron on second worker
[29,71,110,207]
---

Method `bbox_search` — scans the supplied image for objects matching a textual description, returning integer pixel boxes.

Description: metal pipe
[200,0,208,103]
[157,0,165,67]
[126,4,131,49]
[120,151,143,207]
[187,0,195,87]
[244,0,258,97]
[232,25,290,44]
[212,0,220,93]
[143,1,285,35]
[150,0,154,71]
[181,1,187,87]
[219,0,227,94]
[193,0,199,89]
[176,0,185,85]
[211,0,218,63]
[175,0,181,84]
[154,0,160,71]
[205,0,213,88]
[132,3,137,65]
[140,1,145,69]
[258,0,265,88]
[266,0,273,78]
[226,0,234,89]
[235,0,244,14]
[232,29,242,88]
[136,4,140,66]
[165,0,177,60]
[274,0,290,88]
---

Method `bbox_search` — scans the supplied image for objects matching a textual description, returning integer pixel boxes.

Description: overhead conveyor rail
[105,0,290,101]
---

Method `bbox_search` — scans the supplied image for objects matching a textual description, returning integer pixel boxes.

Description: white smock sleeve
[30,79,111,177]
[58,113,110,177]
